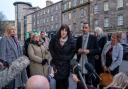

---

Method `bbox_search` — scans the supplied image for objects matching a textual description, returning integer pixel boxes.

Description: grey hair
[105,72,128,89]
[94,27,103,36]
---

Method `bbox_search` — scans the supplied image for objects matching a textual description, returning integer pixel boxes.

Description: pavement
[119,60,128,74]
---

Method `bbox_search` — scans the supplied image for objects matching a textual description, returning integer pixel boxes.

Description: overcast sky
[0,0,61,20]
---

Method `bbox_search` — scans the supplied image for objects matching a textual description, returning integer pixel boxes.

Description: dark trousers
[56,78,69,89]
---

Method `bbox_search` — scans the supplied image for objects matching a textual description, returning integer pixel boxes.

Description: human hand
[103,66,109,72]
[72,74,80,83]
[42,59,48,65]
[83,49,90,54]
[78,48,84,54]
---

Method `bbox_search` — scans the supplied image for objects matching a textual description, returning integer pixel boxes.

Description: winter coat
[28,43,50,76]
[49,36,76,79]
[0,36,27,88]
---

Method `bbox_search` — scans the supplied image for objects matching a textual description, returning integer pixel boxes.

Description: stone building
[13,1,39,42]
[30,1,62,32]
[62,0,90,35]
[90,0,128,33]
[20,0,128,40]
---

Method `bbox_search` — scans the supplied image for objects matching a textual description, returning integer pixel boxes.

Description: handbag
[100,71,113,87]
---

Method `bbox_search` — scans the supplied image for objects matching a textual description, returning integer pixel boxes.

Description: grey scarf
[80,33,89,74]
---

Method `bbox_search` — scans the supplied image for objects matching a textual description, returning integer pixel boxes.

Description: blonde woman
[0,25,27,89]
[104,72,128,89]
[101,32,123,76]
[28,33,50,76]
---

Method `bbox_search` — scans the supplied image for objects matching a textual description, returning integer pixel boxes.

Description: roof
[13,2,32,7]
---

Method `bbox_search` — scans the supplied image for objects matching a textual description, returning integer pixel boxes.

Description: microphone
[71,59,88,89]
[85,63,101,80]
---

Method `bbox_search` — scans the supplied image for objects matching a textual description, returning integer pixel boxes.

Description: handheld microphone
[85,63,101,80]
[71,59,88,89]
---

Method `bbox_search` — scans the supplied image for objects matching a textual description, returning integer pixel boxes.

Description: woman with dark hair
[49,24,76,89]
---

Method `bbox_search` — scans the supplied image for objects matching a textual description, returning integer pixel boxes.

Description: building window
[56,5,58,10]
[55,24,58,29]
[43,10,45,14]
[51,25,53,30]
[51,16,54,22]
[68,12,71,20]
[80,0,84,4]
[80,8,86,17]
[47,18,49,23]
[104,2,109,11]
[80,22,83,30]
[117,15,123,26]
[64,3,67,10]
[104,18,109,27]
[94,4,99,14]
[117,0,123,8]
[72,0,77,7]
[69,1,71,8]
[43,19,45,24]
[47,9,49,14]
[94,20,98,27]
[37,20,39,25]
[69,24,71,30]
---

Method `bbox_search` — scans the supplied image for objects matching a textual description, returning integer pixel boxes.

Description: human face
[41,32,45,38]
[111,34,118,45]
[34,35,40,42]
[10,29,16,37]
[83,24,89,33]
[60,29,68,39]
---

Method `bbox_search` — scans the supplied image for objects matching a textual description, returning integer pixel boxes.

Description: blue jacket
[101,41,123,71]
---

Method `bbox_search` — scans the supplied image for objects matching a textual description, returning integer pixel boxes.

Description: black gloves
[42,59,48,65]
[0,59,9,68]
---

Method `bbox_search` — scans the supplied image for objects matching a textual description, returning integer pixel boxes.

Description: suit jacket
[76,34,99,67]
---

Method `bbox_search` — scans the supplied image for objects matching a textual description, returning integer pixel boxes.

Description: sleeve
[28,44,42,63]
[76,36,81,54]
[77,81,85,89]
[89,36,99,55]
[0,37,7,61]
[62,38,76,61]
[109,45,123,71]
[101,42,108,67]
[49,38,56,59]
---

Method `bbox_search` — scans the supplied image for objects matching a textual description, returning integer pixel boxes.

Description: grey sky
[0,0,61,20]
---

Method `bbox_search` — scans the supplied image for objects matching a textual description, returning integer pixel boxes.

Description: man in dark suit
[76,22,99,87]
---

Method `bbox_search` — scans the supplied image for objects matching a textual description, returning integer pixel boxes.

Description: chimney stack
[46,0,53,6]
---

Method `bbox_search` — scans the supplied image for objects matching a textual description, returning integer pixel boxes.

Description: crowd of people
[0,23,128,89]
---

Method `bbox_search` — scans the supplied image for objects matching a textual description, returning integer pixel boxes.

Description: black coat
[95,36,107,74]
[76,34,99,67]
[49,36,76,79]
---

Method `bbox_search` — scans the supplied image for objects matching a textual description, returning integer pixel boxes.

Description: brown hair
[57,24,71,38]
[112,31,122,42]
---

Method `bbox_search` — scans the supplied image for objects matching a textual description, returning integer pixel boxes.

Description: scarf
[80,33,89,74]
[59,37,68,46]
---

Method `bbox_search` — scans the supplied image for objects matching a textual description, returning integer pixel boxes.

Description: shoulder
[89,34,97,39]
[77,36,82,41]
[50,35,58,42]
[117,43,123,50]
[0,36,8,43]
